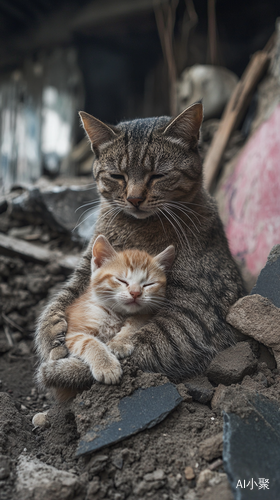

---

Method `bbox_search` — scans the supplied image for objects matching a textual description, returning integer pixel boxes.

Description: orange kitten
[63,235,175,391]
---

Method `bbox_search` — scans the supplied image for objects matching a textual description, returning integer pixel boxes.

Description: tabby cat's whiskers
[163,204,202,248]
[75,200,100,213]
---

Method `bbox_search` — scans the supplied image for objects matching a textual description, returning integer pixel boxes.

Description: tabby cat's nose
[127,196,144,207]
[130,289,141,299]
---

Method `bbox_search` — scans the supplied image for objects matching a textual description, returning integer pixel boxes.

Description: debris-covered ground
[1,184,280,500]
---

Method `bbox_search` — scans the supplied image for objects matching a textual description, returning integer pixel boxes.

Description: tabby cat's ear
[162,102,203,144]
[154,245,175,271]
[79,111,119,150]
[92,235,117,269]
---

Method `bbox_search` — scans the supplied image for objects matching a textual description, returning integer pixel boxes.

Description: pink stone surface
[222,104,280,276]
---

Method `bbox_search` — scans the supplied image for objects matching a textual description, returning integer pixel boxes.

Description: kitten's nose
[127,196,144,208]
[130,289,142,299]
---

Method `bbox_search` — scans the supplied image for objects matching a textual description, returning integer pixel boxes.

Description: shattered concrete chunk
[227,294,280,368]
[76,383,182,457]
[198,432,223,461]
[206,342,257,385]
[185,376,214,404]
[11,184,99,241]
[16,454,86,500]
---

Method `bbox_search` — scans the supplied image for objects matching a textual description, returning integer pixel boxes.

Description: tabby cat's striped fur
[36,102,245,393]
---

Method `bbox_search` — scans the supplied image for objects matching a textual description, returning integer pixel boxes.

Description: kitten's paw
[92,353,122,385]
[108,340,134,359]
[49,345,68,360]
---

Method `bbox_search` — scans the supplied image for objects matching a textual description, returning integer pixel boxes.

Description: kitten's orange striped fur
[57,235,175,400]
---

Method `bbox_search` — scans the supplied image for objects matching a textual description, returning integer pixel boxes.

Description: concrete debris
[207,342,257,385]
[16,454,86,500]
[198,432,223,461]
[227,294,280,368]
[0,233,80,273]
[10,184,99,241]
[185,376,214,404]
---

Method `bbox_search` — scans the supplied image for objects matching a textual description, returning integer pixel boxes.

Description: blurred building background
[0,0,280,190]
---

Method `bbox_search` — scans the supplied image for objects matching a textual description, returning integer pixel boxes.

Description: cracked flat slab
[223,393,280,499]
[76,383,182,457]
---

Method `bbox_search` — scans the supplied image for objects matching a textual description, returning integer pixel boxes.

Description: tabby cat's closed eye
[110,174,125,181]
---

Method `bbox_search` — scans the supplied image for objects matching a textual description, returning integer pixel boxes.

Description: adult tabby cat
[36,102,245,391]
[42,235,174,400]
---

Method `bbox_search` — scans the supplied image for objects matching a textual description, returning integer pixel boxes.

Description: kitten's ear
[92,235,117,269]
[79,111,119,150]
[162,101,203,144]
[154,245,175,271]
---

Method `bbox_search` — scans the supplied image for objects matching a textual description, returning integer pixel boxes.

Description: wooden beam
[203,50,270,192]
[0,233,80,273]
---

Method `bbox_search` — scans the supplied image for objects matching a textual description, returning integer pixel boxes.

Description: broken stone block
[198,432,223,461]
[199,473,234,500]
[227,294,280,368]
[251,244,280,308]
[206,342,257,385]
[11,183,99,241]
[223,393,280,499]
[185,376,214,404]
[211,384,228,413]
[76,383,182,457]
[16,454,86,500]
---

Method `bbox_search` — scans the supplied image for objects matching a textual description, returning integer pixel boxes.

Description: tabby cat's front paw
[50,317,68,346]
[92,353,122,385]
[49,345,68,361]
[107,339,134,359]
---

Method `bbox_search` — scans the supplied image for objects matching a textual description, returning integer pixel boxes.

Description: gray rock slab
[251,244,280,308]
[223,393,280,499]
[76,383,182,457]
[206,342,257,385]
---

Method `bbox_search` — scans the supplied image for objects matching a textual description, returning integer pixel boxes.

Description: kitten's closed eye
[116,278,128,286]
[143,282,156,287]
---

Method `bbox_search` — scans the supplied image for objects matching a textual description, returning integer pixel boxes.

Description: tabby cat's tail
[36,357,93,401]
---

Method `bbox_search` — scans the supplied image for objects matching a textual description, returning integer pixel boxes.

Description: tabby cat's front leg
[108,315,150,359]
[66,331,122,384]
[35,303,69,362]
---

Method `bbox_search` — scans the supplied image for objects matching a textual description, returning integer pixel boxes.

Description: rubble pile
[1,193,280,500]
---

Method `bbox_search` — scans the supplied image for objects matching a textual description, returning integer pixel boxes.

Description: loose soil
[1,203,280,500]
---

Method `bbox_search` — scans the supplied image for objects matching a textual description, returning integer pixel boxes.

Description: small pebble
[184,466,195,480]
[32,412,50,429]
